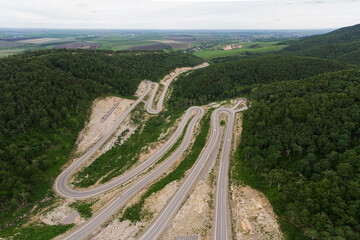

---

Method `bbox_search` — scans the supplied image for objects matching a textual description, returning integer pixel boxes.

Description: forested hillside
[287,41,360,66]
[283,24,360,65]
[0,49,203,221]
[169,55,351,108]
[234,69,360,239]
[284,24,360,52]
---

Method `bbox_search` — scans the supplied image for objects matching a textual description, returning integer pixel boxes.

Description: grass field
[0,48,26,57]
[192,42,288,60]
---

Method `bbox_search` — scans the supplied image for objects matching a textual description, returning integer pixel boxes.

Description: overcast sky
[0,0,359,29]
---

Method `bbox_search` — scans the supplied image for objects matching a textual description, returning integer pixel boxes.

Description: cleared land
[17,38,58,44]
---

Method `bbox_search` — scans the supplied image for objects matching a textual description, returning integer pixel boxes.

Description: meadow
[192,41,288,60]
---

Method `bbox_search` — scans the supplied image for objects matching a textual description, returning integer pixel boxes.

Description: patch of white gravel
[144,180,180,215]
[92,219,143,240]
[75,96,135,155]
[160,179,213,240]
[40,200,85,226]
[230,184,284,240]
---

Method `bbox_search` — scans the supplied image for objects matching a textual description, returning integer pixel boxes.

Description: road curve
[55,81,152,199]
[139,101,249,240]
[61,107,204,240]
[213,101,249,240]
[55,100,200,199]
[55,63,208,239]
[55,64,208,199]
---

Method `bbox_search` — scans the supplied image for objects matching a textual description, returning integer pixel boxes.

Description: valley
[1,23,360,240]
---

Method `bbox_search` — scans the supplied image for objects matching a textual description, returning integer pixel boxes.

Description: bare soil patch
[40,200,84,226]
[53,42,102,49]
[93,219,142,240]
[223,44,243,50]
[230,184,284,240]
[75,96,134,155]
[160,179,213,240]
[17,38,58,44]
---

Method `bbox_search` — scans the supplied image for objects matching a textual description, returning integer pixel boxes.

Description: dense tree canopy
[283,24,360,65]
[284,23,360,52]
[236,69,360,239]
[0,49,203,219]
[169,55,351,108]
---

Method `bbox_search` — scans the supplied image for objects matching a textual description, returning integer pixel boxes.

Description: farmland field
[0,48,26,57]
[0,29,312,57]
[192,41,288,60]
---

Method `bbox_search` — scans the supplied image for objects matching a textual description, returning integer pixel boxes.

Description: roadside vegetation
[74,105,184,187]
[0,223,73,240]
[69,201,96,219]
[120,110,212,222]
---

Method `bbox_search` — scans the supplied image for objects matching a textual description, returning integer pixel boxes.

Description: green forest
[0,49,202,225]
[234,69,360,239]
[1,23,360,240]
[169,55,352,108]
[283,24,360,65]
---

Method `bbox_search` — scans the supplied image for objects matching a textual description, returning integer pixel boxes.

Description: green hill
[169,55,352,108]
[285,24,360,52]
[283,24,360,65]
[0,49,202,225]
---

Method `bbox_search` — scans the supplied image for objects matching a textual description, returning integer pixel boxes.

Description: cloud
[0,0,359,29]
[303,0,324,4]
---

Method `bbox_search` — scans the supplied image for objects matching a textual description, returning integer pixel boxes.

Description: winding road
[55,63,249,240]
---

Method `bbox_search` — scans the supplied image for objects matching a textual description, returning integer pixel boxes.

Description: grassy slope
[192,42,287,60]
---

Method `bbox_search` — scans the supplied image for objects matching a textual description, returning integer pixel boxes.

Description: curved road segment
[55,62,249,240]
[56,64,206,239]
[139,101,248,240]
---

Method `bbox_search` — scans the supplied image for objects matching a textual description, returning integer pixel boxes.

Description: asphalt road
[54,62,250,240]
[55,64,207,240]
[61,106,204,240]
[139,101,248,240]
[213,100,247,240]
